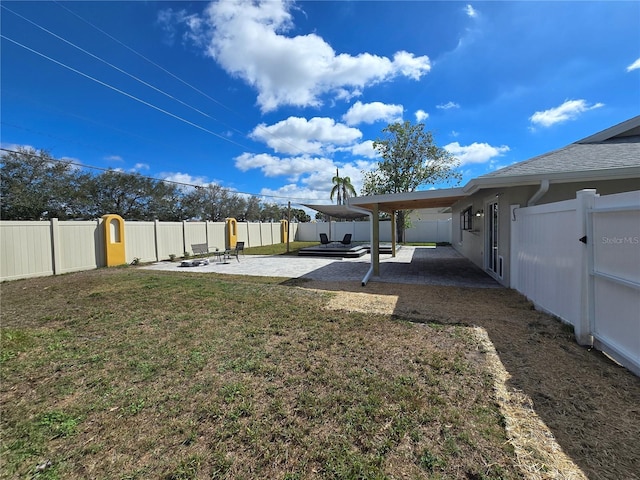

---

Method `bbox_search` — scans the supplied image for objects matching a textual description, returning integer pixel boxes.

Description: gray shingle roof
[479,116,640,179]
[480,136,640,178]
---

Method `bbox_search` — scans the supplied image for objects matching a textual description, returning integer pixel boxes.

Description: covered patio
[304,187,468,284]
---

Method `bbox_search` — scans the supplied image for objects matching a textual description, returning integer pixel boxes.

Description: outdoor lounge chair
[340,234,352,246]
[319,233,331,247]
[228,241,244,261]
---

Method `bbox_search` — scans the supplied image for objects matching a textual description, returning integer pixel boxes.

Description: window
[461,206,473,231]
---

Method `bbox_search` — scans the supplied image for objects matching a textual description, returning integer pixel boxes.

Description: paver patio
[143,245,500,288]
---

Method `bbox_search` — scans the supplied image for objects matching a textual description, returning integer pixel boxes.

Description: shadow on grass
[293,280,640,480]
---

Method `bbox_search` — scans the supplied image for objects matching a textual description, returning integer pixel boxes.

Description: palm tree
[330,168,357,205]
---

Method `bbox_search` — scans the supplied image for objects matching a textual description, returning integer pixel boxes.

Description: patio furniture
[191,243,214,256]
[340,234,352,246]
[228,241,244,261]
[319,233,331,247]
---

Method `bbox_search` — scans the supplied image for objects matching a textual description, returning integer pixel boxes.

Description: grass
[243,241,319,256]
[0,269,522,479]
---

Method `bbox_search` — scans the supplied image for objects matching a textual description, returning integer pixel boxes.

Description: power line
[0,34,255,152]
[2,4,217,122]
[51,0,318,157]
[0,146,317,204]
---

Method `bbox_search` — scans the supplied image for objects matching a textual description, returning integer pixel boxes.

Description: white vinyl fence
[296,219,451,244]
[511,189,640,376]
[0,219,296,282]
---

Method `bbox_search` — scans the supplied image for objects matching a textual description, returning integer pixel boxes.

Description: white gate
[511,189,640,376]
[587,190,640,375]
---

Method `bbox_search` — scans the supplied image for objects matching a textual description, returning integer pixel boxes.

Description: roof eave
[462,166,640,194]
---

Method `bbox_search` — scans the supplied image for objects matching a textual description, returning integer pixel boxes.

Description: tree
[330,168,356,205]
[289,208,310,223]
[362,121,461,241]
[0,147,90,220]
[86,170,183,220]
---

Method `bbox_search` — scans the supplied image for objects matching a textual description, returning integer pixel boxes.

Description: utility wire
[51,0,316,157]
[1,34,255,153]
[2,4,217,122]
[0,147,316,204]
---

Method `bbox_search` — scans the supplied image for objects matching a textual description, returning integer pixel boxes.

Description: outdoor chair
[228,241,244,262]
[319,233,331,247]
[340,234,352,246]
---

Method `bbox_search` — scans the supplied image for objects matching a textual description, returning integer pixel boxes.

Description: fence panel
[125,222,157,263]
[510,199,581,326]
[58,220,103,273]
[0,221,54,280]
[205,222,226,251]
[155,222,184,260]
[590,191,640,375]
[244,223,260,248]
[183,222,207,254]
[405,219,452,243]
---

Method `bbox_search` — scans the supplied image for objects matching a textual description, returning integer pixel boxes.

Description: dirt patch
[301,280,640,480]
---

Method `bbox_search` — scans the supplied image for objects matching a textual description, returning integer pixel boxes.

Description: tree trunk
[396,210,404,243]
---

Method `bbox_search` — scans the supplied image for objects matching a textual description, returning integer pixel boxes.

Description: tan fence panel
[58,220,103,273]
[0,221,54,280]
[156,222,184,260]
[245,223,262,247]
[184,222,207,254]
[125,221,157,263]
[260,223,275,245]
[206,222,226,251]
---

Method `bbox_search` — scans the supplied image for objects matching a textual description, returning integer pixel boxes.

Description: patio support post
[373,203,380,276]
[390,210,397,257]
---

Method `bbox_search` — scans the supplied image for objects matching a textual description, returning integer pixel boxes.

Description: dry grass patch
[303,280,640,480]
[1,269,522,480]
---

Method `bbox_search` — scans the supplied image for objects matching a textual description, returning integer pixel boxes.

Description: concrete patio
[142,246,500,288]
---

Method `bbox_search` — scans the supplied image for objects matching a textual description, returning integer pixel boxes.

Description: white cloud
[349,140,378,159]
[415,109,429,122]
[104,155,123,162]
[174,0,430,112]
[157,8,208,47]
[437,101,460,110]
[465,4,477,18]
[626,58,640,72]
[258,160,372,203]
[529,99,604,128]
[250,117,362,155]
[133,163,150,171]
[342,101,403,126]
[161,172,210,187]
[235,152,335,181]
[444,142,510,166]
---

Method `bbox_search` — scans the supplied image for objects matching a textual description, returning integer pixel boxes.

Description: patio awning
[302,204,369,220]
[348,187,468,213]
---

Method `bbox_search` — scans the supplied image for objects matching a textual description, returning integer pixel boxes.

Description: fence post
[510,205,520,291]
[182,220,188,256]
[576,189,597,346]
[50,218,61,275]
[154,220,160,261]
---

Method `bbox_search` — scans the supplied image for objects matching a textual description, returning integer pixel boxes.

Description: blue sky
[2,0,639,209]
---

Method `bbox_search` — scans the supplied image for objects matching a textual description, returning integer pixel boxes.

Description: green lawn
[1,269,520,479]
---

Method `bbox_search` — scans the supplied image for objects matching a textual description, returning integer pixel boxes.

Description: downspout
[527,179,549,206]
[345,202,375,286]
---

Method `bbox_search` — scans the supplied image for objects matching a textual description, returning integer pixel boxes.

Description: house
[451,115,640,286]
[350,115,640,287]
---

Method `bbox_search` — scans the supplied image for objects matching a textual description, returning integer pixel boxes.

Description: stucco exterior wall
[452,186,537,286]
[452,178,640,287]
